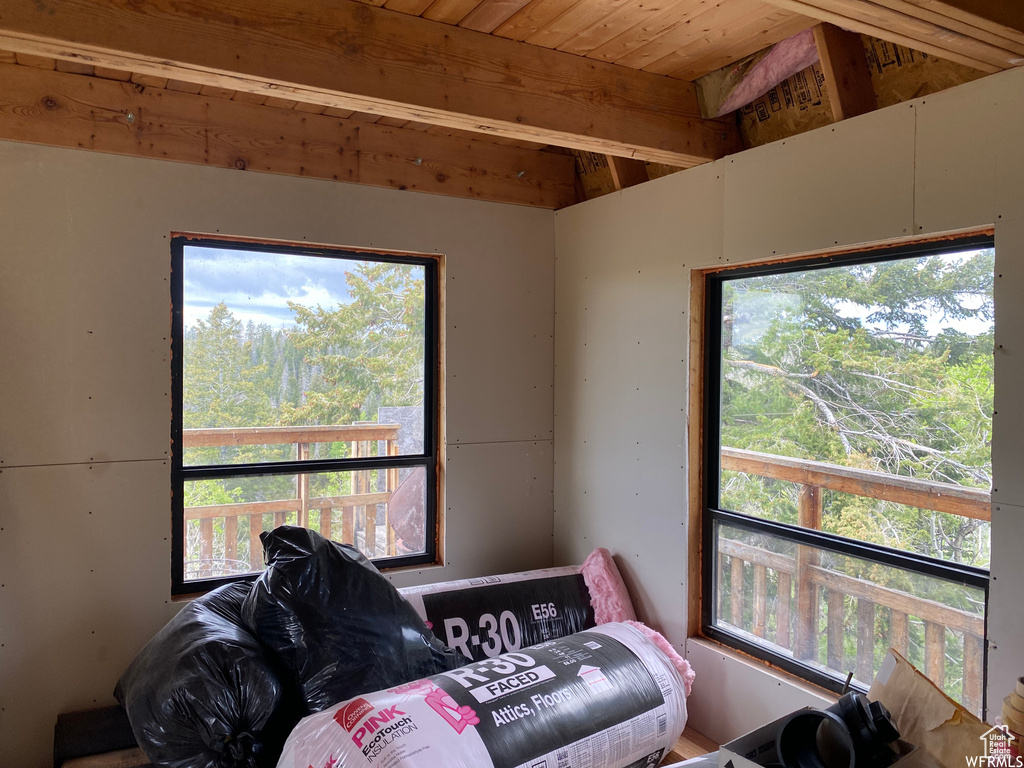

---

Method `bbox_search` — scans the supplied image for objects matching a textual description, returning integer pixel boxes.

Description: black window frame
[700,234,993,707]
[170,234,441,596]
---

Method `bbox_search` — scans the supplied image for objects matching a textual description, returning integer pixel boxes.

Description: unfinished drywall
[554,64,1024,743]
[553,161,723,646]
[989,218,1024,706]
[0,142,556,767]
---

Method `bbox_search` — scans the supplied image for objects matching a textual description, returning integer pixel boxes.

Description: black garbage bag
[115,582,287,768]
[242,526,467,714]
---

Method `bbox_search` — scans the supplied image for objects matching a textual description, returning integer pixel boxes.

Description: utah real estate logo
[967,724,1021,767]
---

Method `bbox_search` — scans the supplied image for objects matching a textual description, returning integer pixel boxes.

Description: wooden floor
[661,728,719,763]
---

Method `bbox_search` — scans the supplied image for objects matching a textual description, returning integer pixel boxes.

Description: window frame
[170,234,442,596]
[698,234,993,705]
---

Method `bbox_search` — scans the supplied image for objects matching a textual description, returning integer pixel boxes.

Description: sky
[183,245,357,329]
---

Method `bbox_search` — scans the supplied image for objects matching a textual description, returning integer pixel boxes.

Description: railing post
[342,504,355,547]
[730,557,744,628]
[297,441,310,529]
[794,484,822,661]
[224,515,238,563]
[385,437,398,556]
[964,633,984,715]
[320,505,333,540]
[856,598,876,683]
[352,438,365,548]
[358,438,375,556]
[753,564,767,638]
[199,517,213,577]
[889,610,909,657]
[827,590,845,671]
[716,555,724,621]
[249,513,263,571]
[777,572,792,650]
[925,621,946,689]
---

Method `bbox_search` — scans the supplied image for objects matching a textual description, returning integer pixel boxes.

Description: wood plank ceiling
[0,0,1020,207]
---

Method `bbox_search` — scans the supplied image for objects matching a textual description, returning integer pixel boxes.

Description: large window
[171,236,440,595]
[701,236,993,715]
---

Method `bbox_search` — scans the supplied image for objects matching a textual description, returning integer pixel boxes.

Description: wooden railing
[182,424,401,578]
[719,447,989,715]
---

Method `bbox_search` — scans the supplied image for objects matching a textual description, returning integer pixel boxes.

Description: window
[170,236,441,595]
[701,236,993,715]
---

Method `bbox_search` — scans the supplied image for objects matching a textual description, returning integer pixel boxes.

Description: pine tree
[719,250,994,566]
[284,262,426,426]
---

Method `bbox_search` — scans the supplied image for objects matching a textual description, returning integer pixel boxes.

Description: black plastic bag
[242,526,467,714]
[115,582,286,768]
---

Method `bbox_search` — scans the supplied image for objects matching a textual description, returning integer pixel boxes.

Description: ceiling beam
[812,23,877,121]
[0,62,578,208]
[763,0,1024,72]
[866,0,1024,55]
[923,0,1024,41]
[0,0,740,167]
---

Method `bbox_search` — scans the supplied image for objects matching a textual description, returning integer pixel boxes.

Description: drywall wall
[554,64,1024,743]
[0,142,556,767]
[553,161,723,646]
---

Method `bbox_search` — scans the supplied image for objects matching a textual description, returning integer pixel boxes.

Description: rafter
[813,23,877,121]
[924,0,1023,40]
[763,0,1024,72]
[0,0,740,167]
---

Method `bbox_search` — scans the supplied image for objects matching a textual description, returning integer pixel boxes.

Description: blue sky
[183,245,356,329]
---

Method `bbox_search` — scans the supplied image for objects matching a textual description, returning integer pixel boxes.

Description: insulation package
[397,548,636,662]
[276,622,688,768]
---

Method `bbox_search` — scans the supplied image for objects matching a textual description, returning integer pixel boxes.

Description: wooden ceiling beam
[812,22,877,121]
[924,0,1024,42]
[870,0,1024,51]
[0,62,578,208]
[0,0,740,167]
[762,0,1024,71]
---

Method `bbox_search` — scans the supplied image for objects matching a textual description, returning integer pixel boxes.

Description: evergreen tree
[284,262,426,426]
[719,250,993,566]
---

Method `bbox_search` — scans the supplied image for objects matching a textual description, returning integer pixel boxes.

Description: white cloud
[183,245,357,329]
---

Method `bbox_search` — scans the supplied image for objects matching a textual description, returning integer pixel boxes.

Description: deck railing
[718,447,989,714]
[182,424,402,578]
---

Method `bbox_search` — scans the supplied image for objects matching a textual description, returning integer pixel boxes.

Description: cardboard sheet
[868,650,990,767]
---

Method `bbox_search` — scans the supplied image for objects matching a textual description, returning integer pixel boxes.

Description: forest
[720,248,993,565]
[715,247,993,705]
[181,259,427,572]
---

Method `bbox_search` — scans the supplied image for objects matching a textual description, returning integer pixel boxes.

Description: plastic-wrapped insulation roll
[397,548,638,663]
[277,622,688,768]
